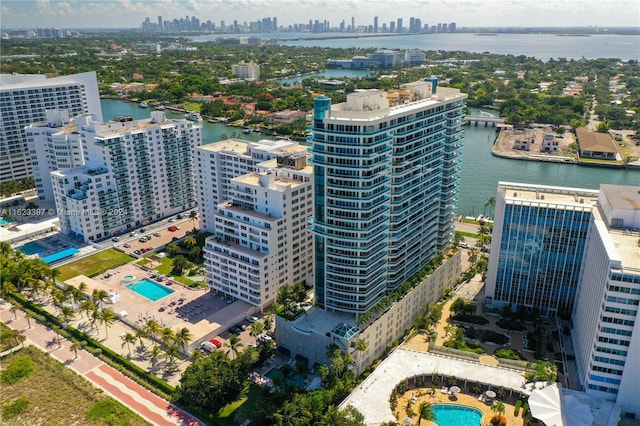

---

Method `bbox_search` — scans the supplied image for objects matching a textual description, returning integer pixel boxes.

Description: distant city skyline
[2,0,639,30]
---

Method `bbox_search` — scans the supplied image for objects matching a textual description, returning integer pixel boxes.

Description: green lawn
[144,255,199,288]
[55,248,134,282]
[0,346,149,425]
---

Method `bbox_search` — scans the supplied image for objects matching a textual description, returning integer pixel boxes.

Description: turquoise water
[0,218,16,225]
[125,278,175,301]
[433,404,482,426]
[265,366,306,387]
[19,242,46,256]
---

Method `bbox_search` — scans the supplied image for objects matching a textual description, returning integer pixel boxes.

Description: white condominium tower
[572,184,640,416]
[310,78,467,316]
[202,148,313,307]
[51,111,201,242]
[0,72,102,183]
[194,139,300,232]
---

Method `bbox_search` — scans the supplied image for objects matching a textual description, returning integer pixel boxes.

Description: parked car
[139,237,148,243]
[139,228,146,233]
[168,218,176,223]
[200,341,217,354]
[209,339,222,349]
[176,214,183,219]
[111,237,120,242]
[246,316,259,323]
[123,243,131,248]
[257,334,272,342]
[229,326,241,334]
[458,242,469,249]
[168,226,178,232]
[153,232,161,237]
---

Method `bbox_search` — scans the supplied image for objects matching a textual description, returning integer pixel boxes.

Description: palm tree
[120,332,136,356]
[160,326,175,347]
[188,210,198,229]
[164,344,181,371]
[6,329,26,349]
[173,327,193,354]
[419,401,436,425]
[148,344,162,366]
[355,338,368,377]
[59,305,76,328]
[183,235,196,249]
[91,289,110,310]
[263,311,274,334]
[70,341,82,359]
[135,328,147,350]
[166,242,180,256]
[225,333,244,359]
[143,319,162,343]
[24,311,34,329]
[484,196,496,218]
[249,321,264,344]
[9,303,18,320]
[99,309,117,338]
[491,401,506,416]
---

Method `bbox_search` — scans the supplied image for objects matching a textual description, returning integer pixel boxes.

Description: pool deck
[64,262,252,356]
[340,347,527,425]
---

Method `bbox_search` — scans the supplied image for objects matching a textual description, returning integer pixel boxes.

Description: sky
[1,0,639,30]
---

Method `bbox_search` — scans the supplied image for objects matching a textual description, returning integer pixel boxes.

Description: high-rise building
[485,182,597,316]
[194,139,300,233]
[275,79,465,366]
[231,61,260,81]
[572,184,640,416]
[397,18,403,33]
[0,71,102,183]
[51,111,201,242]
[310,79,466,316]
[374,17,379,33]
[25,110,88,202]
[202,149,314,308]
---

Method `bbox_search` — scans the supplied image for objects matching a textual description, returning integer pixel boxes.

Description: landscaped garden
[55,248,134,282]
[0,346,149,425]
[138,231,211,288]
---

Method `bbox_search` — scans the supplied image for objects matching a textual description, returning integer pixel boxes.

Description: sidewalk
[0,301,203,426]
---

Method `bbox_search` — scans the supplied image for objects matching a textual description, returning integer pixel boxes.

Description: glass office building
[485,182,598,316]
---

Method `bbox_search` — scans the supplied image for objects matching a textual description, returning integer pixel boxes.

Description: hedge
[8,293,175,399]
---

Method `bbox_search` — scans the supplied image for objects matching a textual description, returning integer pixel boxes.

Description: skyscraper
[0,71,102,184]
[572,184,640,415]
[310,79,466,316]
[51,111,200,242]
[374,16,379,33]
[485,182,597,316]
[275,79,466,367]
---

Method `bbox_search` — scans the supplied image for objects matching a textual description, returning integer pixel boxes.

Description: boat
[185,112,202,122]
[139,102,148,108]
[242,127,253,134]
[154,105,165,111]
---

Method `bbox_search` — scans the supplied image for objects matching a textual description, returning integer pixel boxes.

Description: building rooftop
[499,182,599,208]
[197,138,298,155]
[600,184,640,211]
[576,128,618,153]
[340,347,527,424]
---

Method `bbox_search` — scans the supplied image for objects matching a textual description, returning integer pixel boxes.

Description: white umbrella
[450,386,461,395]
[403,417,413,425]
[561,395,593,426]
[528,384,564,426]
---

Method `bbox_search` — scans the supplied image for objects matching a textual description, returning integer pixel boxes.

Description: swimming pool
[0,218,16,226]
[265,366,306,388]
[433,404,482,426]
[18,242,46,256]
[125,278,175,302]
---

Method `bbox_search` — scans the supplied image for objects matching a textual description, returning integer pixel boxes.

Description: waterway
[101,99,639,219]
[275,69,371,86]
[191,32,640,61]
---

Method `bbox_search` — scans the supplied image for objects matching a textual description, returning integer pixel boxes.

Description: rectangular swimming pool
[18,242,46,256]
[125,278,175,302]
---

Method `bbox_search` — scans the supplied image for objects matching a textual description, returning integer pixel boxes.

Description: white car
[458,242,469,249]
[246,316,259,323]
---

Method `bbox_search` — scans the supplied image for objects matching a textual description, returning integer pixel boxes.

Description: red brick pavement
[0,305,203,426]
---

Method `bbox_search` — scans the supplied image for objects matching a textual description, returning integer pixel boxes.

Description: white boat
[139,102,148,108]
[186,112,202,122]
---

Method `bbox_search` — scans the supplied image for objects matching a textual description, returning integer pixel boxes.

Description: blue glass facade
[493,202,591,315]
[310,85,466,316]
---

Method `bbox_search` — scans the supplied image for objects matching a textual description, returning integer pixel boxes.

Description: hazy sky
[2,0,639,29]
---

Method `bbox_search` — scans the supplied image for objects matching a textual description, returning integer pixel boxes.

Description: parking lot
[114,217,198,256]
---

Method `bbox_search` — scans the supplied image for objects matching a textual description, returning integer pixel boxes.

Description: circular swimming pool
[433,404,482,426]
[121,275,136,282]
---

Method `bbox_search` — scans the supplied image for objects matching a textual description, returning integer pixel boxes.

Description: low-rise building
[576,128,619,160]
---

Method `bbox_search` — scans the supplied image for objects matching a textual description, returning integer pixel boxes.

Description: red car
[168,226,178,232]
[209,339,222,349]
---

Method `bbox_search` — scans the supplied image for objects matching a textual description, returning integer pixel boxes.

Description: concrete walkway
[0,301,203,426]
